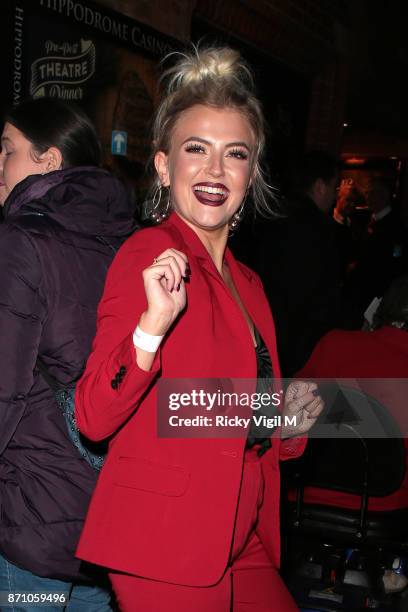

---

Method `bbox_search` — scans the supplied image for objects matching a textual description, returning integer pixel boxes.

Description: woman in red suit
[74,46,323,611]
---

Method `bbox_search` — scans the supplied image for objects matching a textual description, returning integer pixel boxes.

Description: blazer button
[111,379,118,390]
[119,366,126,375]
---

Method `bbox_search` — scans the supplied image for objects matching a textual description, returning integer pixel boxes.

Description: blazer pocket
[115,456,190,497]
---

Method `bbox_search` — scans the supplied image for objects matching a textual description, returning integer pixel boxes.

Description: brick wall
[306,59,348,153]
[194,0,348,75]
[194,0,349,153]
[96,0,350,153]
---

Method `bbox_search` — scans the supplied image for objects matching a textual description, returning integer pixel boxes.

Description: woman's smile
[155,104,255,237]
[192,182,230,206]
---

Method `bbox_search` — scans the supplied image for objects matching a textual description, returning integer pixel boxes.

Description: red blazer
[296,326,408,511]
[75,213,305,586]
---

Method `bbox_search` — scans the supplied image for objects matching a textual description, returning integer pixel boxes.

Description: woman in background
[75,47,323,611]
[0,98,135,610]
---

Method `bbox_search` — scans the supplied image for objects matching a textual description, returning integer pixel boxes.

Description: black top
[246,327,279,456]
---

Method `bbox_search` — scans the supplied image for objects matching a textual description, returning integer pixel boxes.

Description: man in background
[255,151,342,376]
[342,177,406,328]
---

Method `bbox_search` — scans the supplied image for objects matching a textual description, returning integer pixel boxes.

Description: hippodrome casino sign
[1,0,180,164]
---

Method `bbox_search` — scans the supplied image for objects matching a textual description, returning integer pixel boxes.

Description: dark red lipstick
[192,182,229,207]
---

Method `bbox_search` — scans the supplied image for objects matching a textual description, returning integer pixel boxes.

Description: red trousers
[109,448,298,611]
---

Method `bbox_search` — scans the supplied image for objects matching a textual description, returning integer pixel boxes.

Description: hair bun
[162,45,254,94]
[151,44,278,221]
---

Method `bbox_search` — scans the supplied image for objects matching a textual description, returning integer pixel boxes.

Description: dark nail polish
[312,388,319,397]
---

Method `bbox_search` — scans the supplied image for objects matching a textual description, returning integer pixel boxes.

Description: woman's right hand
[139,248,189,337]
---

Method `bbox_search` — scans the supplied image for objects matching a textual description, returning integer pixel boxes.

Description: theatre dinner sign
[30,39,96,99]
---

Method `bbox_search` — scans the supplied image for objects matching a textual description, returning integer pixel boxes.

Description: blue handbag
[36,359,106,471]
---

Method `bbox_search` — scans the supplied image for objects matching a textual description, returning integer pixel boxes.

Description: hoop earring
[150,184,171,223]
[229,197,247,232]
[162,187,171,218]
[150,184,162,217]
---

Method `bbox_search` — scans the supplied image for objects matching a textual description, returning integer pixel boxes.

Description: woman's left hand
[280,380,324,438]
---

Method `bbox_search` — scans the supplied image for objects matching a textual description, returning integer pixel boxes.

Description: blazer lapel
[225,249,281,379]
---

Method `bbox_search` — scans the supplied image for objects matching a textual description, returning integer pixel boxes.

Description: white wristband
[133,325,164,353]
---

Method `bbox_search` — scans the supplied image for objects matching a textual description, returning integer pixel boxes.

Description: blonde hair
[149,45,278,221]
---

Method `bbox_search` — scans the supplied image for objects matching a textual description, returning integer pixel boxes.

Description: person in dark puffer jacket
[0,98,136,610]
